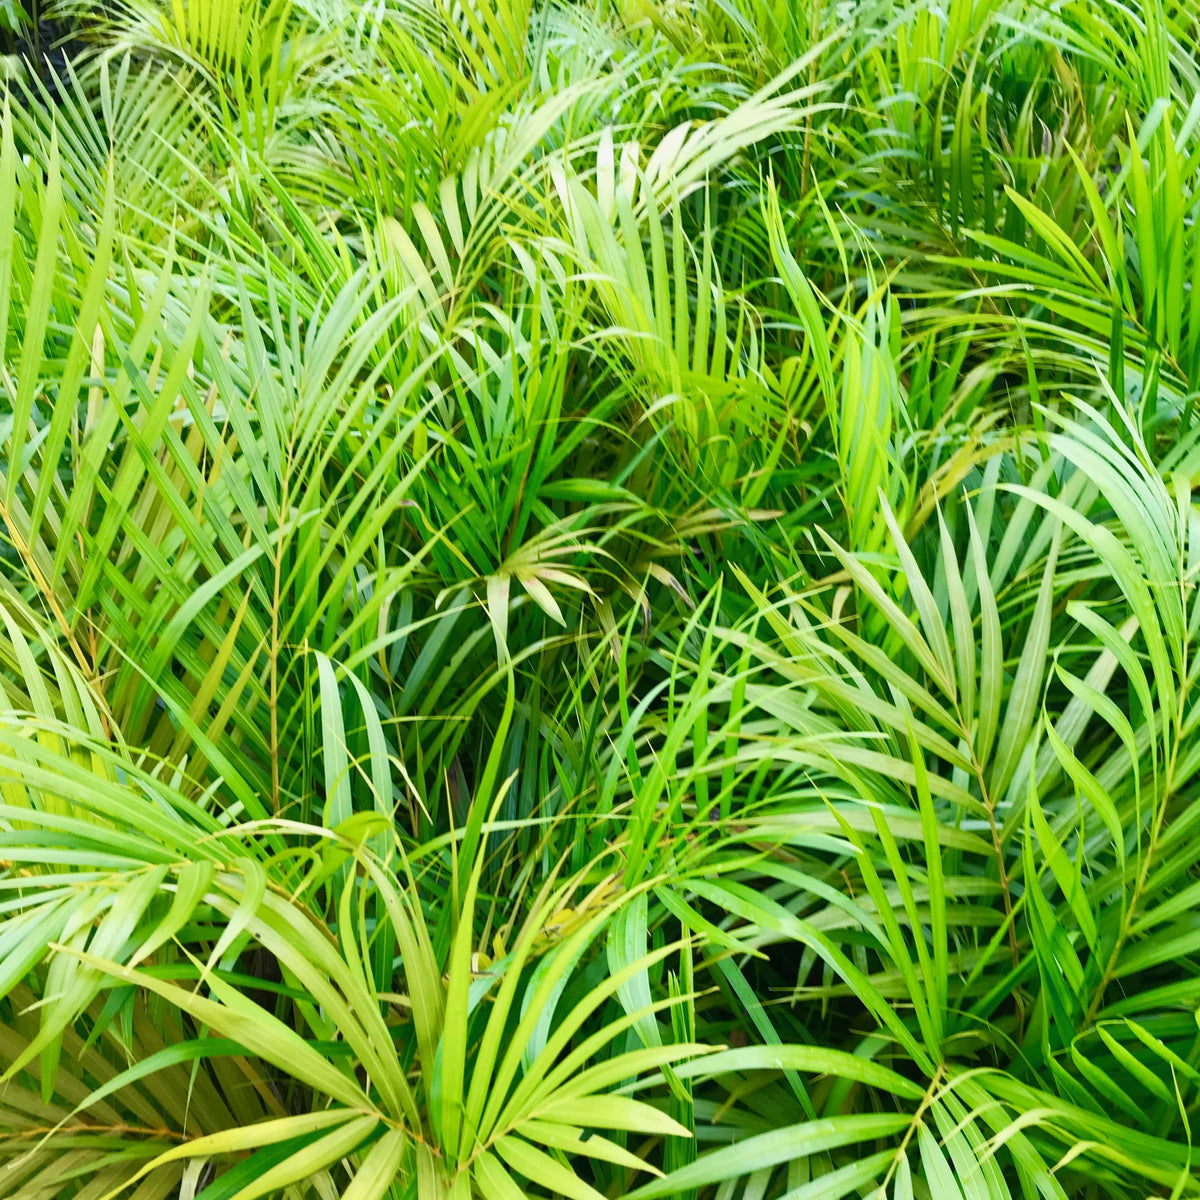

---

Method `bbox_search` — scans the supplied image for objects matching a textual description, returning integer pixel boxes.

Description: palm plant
[6,0,1200,1195]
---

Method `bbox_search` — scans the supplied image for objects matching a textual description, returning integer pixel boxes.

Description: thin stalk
[269,474,290,817]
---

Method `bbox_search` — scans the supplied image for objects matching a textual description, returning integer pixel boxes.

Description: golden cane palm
[6,0,1200,1195]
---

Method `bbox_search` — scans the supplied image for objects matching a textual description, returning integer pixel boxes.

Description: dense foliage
[3,0,1200,1194]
